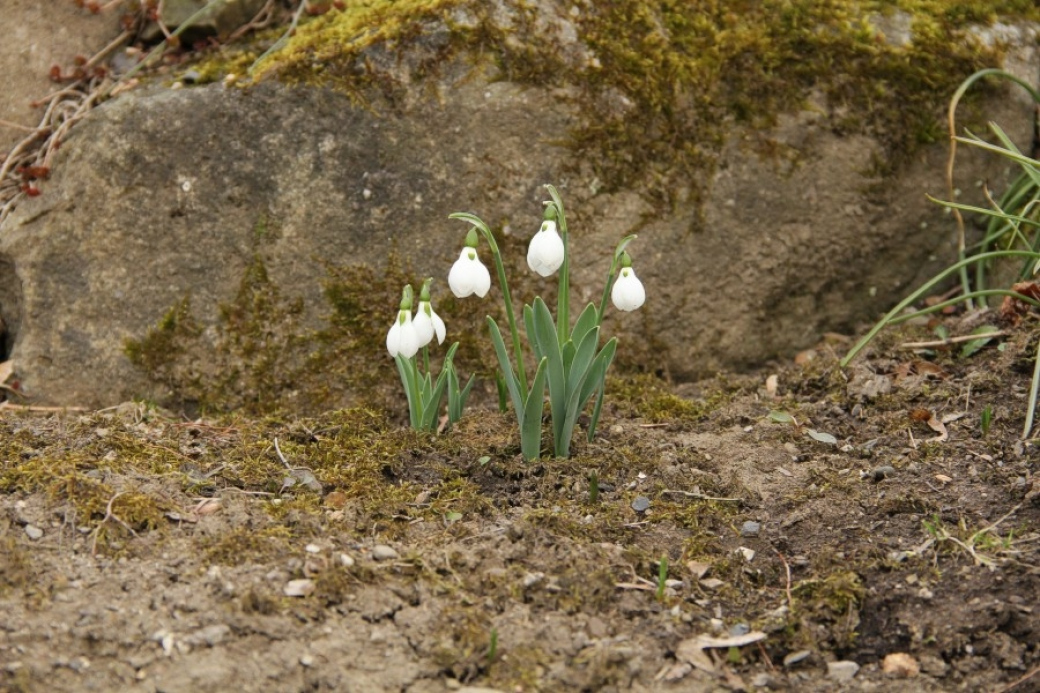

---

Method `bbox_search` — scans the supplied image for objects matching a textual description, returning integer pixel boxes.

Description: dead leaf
[935,474,953,484]
[1001,281,1040,325]
[765,374,778,396]
[925,415,948,442]
[686,560,710,579]
[909,408,933,423]
[806,429,837,445]
[0,361,12,383]
[675,632,768,674]
[193,498,221,516]
[894,360,947,386]
[655,662,693,682]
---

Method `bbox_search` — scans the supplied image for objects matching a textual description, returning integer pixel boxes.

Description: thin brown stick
[756,640,776,673]
[771,546,793,609]
[659,489,741,503]
[90,492,139,555]
[0,402,89,412]
[993,665,1040,693]
[0,119,40,133]
[899,332,1005,349]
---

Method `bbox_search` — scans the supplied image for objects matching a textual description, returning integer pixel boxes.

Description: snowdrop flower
[413,279,446,347]
[448,229,491,298]
[527,219,565,277]
[611,252,645,312]
[386,286,420,358]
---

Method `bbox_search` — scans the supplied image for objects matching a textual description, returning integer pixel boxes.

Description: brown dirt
[1,312,1039,693]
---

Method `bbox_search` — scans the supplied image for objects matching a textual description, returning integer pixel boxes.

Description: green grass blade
[987,123,1040,188]
[955,133,1040,178]
[840,250,1040,367]
[928,197,1040,231]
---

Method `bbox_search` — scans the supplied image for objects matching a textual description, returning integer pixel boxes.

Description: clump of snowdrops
[388,184,645,458]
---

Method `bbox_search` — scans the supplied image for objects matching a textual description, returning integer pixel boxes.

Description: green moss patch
[244,0,1035,204]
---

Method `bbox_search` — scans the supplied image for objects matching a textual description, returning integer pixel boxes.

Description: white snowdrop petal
[398,318,420,358]
[473,260,491,297]
[527,221,565,277]
[413,306,434,347]
[448,250,473,297]
[387,311,420,357]
[611,268,646,312]
[386,320,403,357]
[432,311,446,344]
[449,248,491,298]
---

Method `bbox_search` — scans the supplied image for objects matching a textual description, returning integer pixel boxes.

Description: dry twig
[90,491,140,555]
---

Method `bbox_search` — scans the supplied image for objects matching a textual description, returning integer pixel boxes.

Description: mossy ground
[3,306,1039,691]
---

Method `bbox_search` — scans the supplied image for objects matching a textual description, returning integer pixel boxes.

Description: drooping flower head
[526,211,565,277]
[413,278,446,347]
[386,285,420,358]
[611,251,645,312]
[449,227,491,298]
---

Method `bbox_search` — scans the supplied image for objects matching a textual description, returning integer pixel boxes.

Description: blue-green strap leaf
[488,316,524,421]
[521,357,548,460]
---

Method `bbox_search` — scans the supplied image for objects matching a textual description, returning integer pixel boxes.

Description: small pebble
[882,652,920,677]
[522,572,544,588]
[339,553,356,567]
[870,465,897,481]
[751,672,774,688]
[24,525,43,541]
[783,649,811,667]
[284,579,315,597]
[631,496,650,513]
[371,544,399,561]
[740,521,761,537]
[300,654,315,667]
[729,623,750,637]
[827,660,860,682]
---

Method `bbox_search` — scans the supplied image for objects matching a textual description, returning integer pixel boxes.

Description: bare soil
[1,313,1038,693]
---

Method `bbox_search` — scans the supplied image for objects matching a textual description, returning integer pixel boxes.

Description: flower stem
[546,185,570,345]
[597,259,619,324]
[484,229,529,394]
[449,212,529,394]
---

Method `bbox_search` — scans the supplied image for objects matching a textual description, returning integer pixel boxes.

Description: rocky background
[1,1,1038,411]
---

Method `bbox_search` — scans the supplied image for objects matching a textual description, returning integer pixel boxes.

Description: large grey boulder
[1,5,1038,411]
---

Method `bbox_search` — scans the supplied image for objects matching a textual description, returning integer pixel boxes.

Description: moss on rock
[242,0,1036,203]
